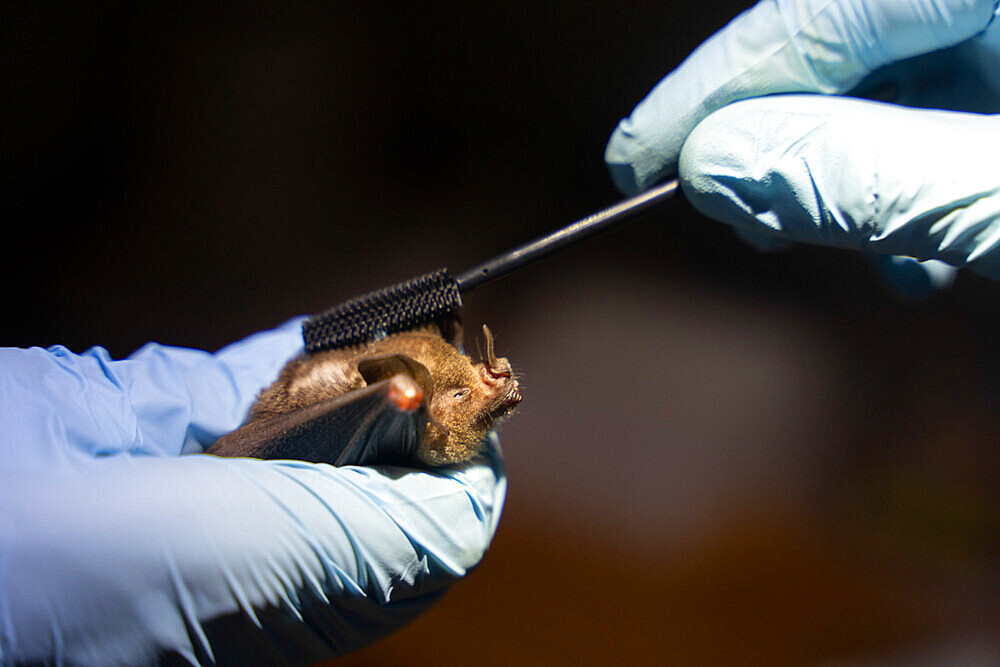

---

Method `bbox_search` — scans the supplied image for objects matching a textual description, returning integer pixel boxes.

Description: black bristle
[303,268,462,352]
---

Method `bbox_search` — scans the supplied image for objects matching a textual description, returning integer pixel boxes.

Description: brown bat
[208,325,520,467]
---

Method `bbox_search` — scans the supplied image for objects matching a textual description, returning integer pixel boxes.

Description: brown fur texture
[249,326,520,466]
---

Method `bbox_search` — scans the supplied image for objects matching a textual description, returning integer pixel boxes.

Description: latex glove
[606,0,1000,279]
[0,318,505,666]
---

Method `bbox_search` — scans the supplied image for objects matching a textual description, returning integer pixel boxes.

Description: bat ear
[357,354,434,402]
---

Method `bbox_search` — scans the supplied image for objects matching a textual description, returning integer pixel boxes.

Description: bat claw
[386,373,423,411]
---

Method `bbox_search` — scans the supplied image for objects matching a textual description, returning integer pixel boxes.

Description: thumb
[679,94,1000,278]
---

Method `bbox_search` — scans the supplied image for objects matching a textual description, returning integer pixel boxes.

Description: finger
[606,0,998,194]
[873,255,959,298]
[0,446,505,664]
[679,94,1000,277]
[0,318,306,464]
[849,12,1000,114]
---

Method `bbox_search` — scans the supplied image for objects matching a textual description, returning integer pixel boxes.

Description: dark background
[4,2,1000,664]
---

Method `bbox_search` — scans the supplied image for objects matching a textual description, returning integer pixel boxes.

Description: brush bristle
[303,268,462,352]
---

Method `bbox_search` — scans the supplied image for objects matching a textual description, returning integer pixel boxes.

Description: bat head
[361,325,520,465]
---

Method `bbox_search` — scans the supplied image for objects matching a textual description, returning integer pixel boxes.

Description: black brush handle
[303,178,680,351]
[456,178,679,292]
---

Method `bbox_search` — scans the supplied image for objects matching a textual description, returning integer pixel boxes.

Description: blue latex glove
[0,318,505,665]
[607,0,1000,279]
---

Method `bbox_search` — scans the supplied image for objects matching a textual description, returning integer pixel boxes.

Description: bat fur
[236,324,520,466]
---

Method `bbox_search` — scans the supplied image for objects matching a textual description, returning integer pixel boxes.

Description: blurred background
[3,1,1000,664]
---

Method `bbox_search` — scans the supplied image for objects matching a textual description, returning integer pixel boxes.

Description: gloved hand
[606,0,1000,279]
[0,318,505,666]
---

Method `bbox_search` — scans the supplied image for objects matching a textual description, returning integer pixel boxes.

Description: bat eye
[453,388,471,399]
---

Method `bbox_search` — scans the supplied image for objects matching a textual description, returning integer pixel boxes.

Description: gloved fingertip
[921,259,960,290]
[874,255,958,300]
[678,102,745,183]
[606,162,642,196]
[604,122,643,195]
[732,225,794,252]
[678,105,763,229]
[605,121,675,195]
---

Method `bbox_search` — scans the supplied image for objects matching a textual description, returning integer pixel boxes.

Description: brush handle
[303,178,680,351]
[455,178,679,292]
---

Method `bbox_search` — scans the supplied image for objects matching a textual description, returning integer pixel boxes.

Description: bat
[207,324,520,467]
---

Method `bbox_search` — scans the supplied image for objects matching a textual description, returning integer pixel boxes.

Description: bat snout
[476,359,520,419]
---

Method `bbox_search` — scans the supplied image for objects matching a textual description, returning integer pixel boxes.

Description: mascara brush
[303,178,680,352]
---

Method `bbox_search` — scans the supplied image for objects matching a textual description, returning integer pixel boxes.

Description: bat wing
[207,365,432,467]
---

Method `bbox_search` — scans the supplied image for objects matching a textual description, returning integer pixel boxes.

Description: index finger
[606,0,998,194]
